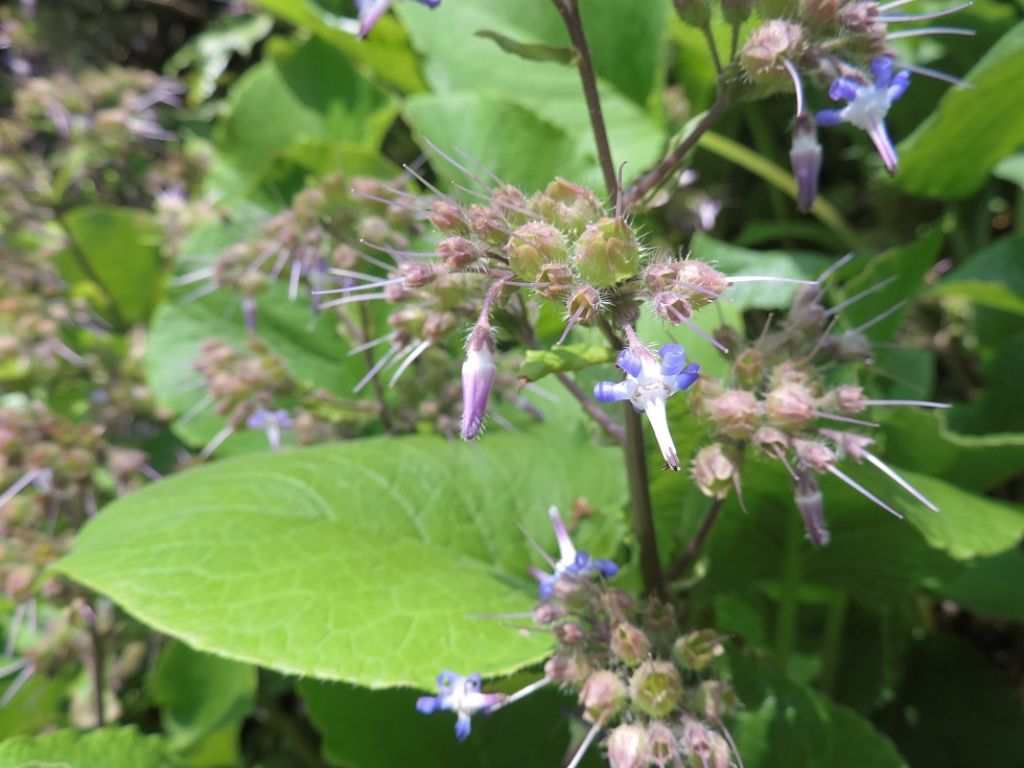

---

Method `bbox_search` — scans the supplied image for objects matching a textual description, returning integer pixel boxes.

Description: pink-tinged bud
[574,218,641,288]
[645,721,680,767]
[533,178,604,235]
[423,311,457,342]
[438,237,478,269]
[698,680,739,720]
[829,384,868,415]
[688,376,724,419]
[802,0,841,28]
[733,347,764,388]
[673,629,725,672]
[768,360,820,390]
[708,389,761,439]
[821,428,873,461]
[794,469,829,546]
[629,660,683,718]
[753,425,790,458]
[430,200,465,233]
[644,262,679,292]
[545,650,590,683]
[673,260,728,309]
[793,438,836,472]
[611,622,651,667]
[400,262,441,289]
[790,113,822,214]
[740,20,806,88]
[692,443,738,499]
[533,602,565,626]
[490,185,529,224]
[580,670,628,723]
[331,244,361,270]
[652,290,693,324]
[607,724,649,768]
[601,587,635,624]
[537,262,573,299]
[468,204,507,245]
[384,281,415,303]
[681,716,731,768]
[555,622,585,645]
[835,330,873,362]
[765,382,815,430]
[460,326,496,440]
[566,285,602,323]
[505,222,567,281]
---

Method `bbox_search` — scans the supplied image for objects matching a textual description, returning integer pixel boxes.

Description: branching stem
[667,496,725,581]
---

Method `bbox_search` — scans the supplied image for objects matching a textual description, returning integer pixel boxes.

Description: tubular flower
[532,506,618,599]
[357,0,440,38]
[459,323,497,441]
[817,56,910,175]
[594,329,701,471]
[416,671,506,741]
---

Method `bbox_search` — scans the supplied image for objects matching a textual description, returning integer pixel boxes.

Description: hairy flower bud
[692,443,738,499]
[545,650,590,683]
[652,290,693,325]
[607,724,649,768]
[555,621,585,646]
[580,670,627,723]
[537,262,573,299]
[505,222,567,281]
[708,390,761,439]
[601,587,635,624]
[790,113,822,214]
[794,469,829,545]
[830,384,868,415]
[460,325,496,440]
[801,0,841,28]
[566,285,602,323]
[534,602,565,626]
[673,629,725,672]
[574,218,640,288]
[430,200,465,233]
[733,347,764,388]
[673,260,728,311]
[765,382,815,430]
[533,178,604,234]
[681,716,731,768]
[793,438,836,473]
[740,20,806,88]
[629,660,683,718]
[611,622,651,667]
[674,0,711,28]
[752,425,789,458]
[646,722,680,767]
[698,680,739,721]
[437,237,478,269]
[400,262,441,289]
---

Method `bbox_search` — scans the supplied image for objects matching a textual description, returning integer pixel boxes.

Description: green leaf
[56,429,627,689]
[300,680,576,768]
[475,30,576,64]
[949,330,1024,434]
[404,93,592,192]
[729,653,908,768]
[395,0,665,190]
[896,21,1024,199]
[888,466,1024,560]
[56,206,163,326]
[926,234,1024,315]
[151,641,257,752]
[689,233,830,310]
[252,0,426,93]
[217,36,393,186]
[876,634,1024,767]
[0,727,175,768]
[518,344,616,383]
[939,550,1024,624]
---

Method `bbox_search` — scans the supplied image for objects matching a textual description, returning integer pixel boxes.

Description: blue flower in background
[357,0,440,38]
[416,671,505,741]
[532,506,618,600]
[817,56,910,175]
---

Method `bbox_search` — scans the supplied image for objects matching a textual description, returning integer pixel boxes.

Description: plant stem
[666,496,724,581]
[83,603,105,727]
[623,90,732,209]
[819,592,847,696]
[623,405,666,598]
[553,0,618,203]
[774,507,803,672]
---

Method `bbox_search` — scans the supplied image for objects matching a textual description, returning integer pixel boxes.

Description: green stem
[744,105,792,236]
[623,406,666,598]
[774,507,803,672]
[819,592,847,696]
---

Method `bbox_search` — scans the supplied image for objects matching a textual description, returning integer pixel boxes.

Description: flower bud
[533,602,565,626]
[801,0,841,28]
[697,680,739,720]
[574,218,641,288]
[790,113,822,214]
[672,260,728,311]
[437,237,478,269]
[691,443,738,499]
[468,204,507,245]
[533,178,604,235]
[423,311,457,341]
[331,244,361,269]
[566,285,601,323]
[537,262,573,299]
[793,438,835,473]
[601,587,635,624]
[505,222,567,281]
[733,347,764,388]
[580,670,627,723]
[606,724,649,768]
[490,185,529,224]
[460,326,496,440]
[765,382,815,430]
[430,200,465,233]
[399,262,440,289]
[644,597,677,638]
[652,290,692,324]
[673,629,724,672]
[611,622,651,667]
[673,0,711,28]
[681,716,731,768]
[545,650,590,683]
[645,721,680,767]
[722,0,753,26]
[555,621,585,645]
[629,660,683,718]
[740,20,806,88]
[688,376,724,419]
[752,425,789,458]
[828,384,868,415]
[707,390,761,439]
[794,469,829,546]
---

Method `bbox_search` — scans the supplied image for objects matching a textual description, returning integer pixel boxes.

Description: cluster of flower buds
[0,293,99,384]
[417,507,739,767]
[686,257,948,545]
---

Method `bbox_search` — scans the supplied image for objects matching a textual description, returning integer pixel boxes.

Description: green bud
[573,218,640,288]
[722,0,753,26]
[733,347,764,388]
[628,660,683,718]
[505,222,568,281]
[533,178,604,235]
[580,670,628,723]
[673,629,725,672]
[674,0,711,28]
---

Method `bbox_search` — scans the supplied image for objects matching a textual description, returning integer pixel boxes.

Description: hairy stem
[624,90,732,209]
[624,406,666,598]
[552,0,618,202]
[667,496,724,581]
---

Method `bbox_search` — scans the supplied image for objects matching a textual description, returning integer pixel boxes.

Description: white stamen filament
[827,464,903,519]
[814,411,880,428]
[566,716,607,768]
[881,1,972,22]
[318,292,389,310]
[886,25,975,38]
[850,300,907,334]
[0,469,45,511]
[825,275,898,316]
[865,399,950,408]
[388,339,431,387]
[353,344,399,393]
[862,450,939,512]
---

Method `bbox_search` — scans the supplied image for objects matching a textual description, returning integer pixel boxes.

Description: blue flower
[594,338,701,471]
[416,671,505,741]
[817,56,910,175]
[245,408,294,451]
[533,506,618,599]
[357,0,440,38]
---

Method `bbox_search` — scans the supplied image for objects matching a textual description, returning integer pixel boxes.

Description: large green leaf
[56,429,628,689]
[395,0,666,190]
[939,550,1024,624]
[925,233,1024,315]
[301,680,580,768]
[896,21,1024,199]
[56,205,163,326]
[151,641,257,752]
[518,344,616,383]
[0,727,175,768]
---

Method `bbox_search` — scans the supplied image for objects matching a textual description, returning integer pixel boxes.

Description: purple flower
[460,325,496,440]
[817,56,910,175]
[532,506,618,599]
[245,408,294,451]
[357,0,441,38]
[416,670,505,741]
[790,113,822,213]
[594,336,701,471]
